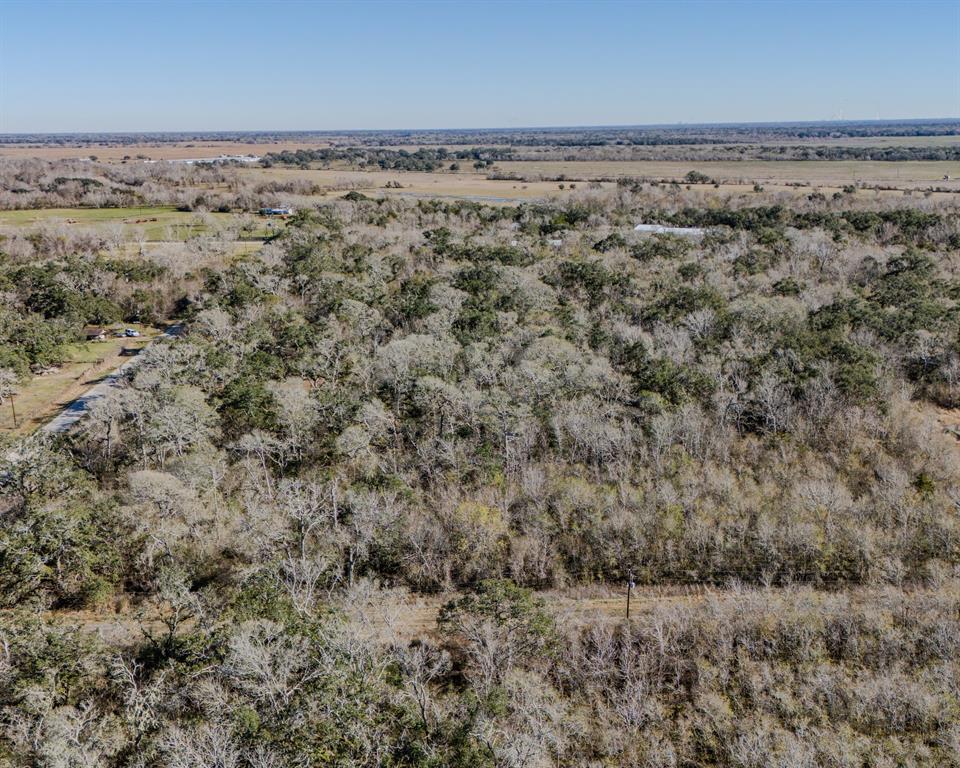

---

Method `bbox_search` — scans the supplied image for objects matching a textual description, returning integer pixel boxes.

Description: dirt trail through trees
[931,405,960,472]
[40,324,182,435]
[11,585,808,647]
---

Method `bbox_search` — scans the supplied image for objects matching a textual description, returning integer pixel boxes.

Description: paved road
[39,324,183,435]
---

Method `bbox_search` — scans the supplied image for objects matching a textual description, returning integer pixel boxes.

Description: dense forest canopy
[1,177,960,765]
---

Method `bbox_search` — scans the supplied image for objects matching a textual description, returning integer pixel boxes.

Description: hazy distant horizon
[3,117,960,141]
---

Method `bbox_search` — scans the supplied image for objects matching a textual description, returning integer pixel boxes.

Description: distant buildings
[634,223,706,236]
[260,207,294,216]
[142,155,261,165]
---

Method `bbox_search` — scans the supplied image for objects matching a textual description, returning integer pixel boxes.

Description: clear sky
[1,0,958,133]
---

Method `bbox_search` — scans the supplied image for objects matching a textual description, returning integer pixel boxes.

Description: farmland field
[0,139,333,162]
[0,206,282,241]
[239,162,960,206]
[495,158,960,188]
[0,206,230,240]
[241,165,602,202]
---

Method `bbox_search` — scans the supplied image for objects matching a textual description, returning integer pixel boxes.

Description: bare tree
[0,368,19,428]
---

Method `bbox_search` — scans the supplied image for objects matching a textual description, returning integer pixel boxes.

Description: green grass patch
[0,207,241,241]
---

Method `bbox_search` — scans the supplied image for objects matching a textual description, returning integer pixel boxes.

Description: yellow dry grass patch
[242,162,960,205]
[0,207,282,243]
[242,166,604,203]
[495,159,960,189]
[0,140,333,163]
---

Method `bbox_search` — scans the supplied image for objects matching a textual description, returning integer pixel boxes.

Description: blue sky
[0,0,958,133]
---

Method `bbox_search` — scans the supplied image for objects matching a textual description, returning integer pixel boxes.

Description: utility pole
[626,570,635,620]
[9,395,17,428]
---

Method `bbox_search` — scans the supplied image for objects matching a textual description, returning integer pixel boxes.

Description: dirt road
[40,324,182,435]
[13,586,712,647]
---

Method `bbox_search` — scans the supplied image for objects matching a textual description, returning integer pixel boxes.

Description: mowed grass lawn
[0,206,238,240]
[0,324,159,435]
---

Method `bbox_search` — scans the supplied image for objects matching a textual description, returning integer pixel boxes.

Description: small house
[260,206,294,217]
[84,326,107,342]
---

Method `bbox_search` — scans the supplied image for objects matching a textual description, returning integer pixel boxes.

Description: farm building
[83,326,108,341]
[260,206,294,216]
[634,223,706,236]
[170,155,262,165]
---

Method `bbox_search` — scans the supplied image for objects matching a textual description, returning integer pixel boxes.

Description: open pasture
[0,205,207,240]
[243,162,960,205]
[495,158,960,189]
[0,206,264,241]
[241,165,601,203]
[0,139,333,163]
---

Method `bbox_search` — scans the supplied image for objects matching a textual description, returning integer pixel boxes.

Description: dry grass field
[0,206,282,241]
[241,163,960,206]
[241,165,600,203]
[495,158,960,188]
[0,139,333,162]
[6,138,957,212]
[0,205,230,240]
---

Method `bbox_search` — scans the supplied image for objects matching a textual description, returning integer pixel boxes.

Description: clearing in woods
[0,206,285,241]
[18,581,959,649]
[935,405,960,448]
[0,325,159,436]
[0,206,234,241]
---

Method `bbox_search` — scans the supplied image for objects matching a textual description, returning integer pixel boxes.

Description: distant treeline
[264,142,960,168]
[262,146,512,171]
[754,145,960,161]
[4,118,959,148]
[659,204,954,244]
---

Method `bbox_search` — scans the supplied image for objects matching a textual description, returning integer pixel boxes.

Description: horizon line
[2,117,960,139]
